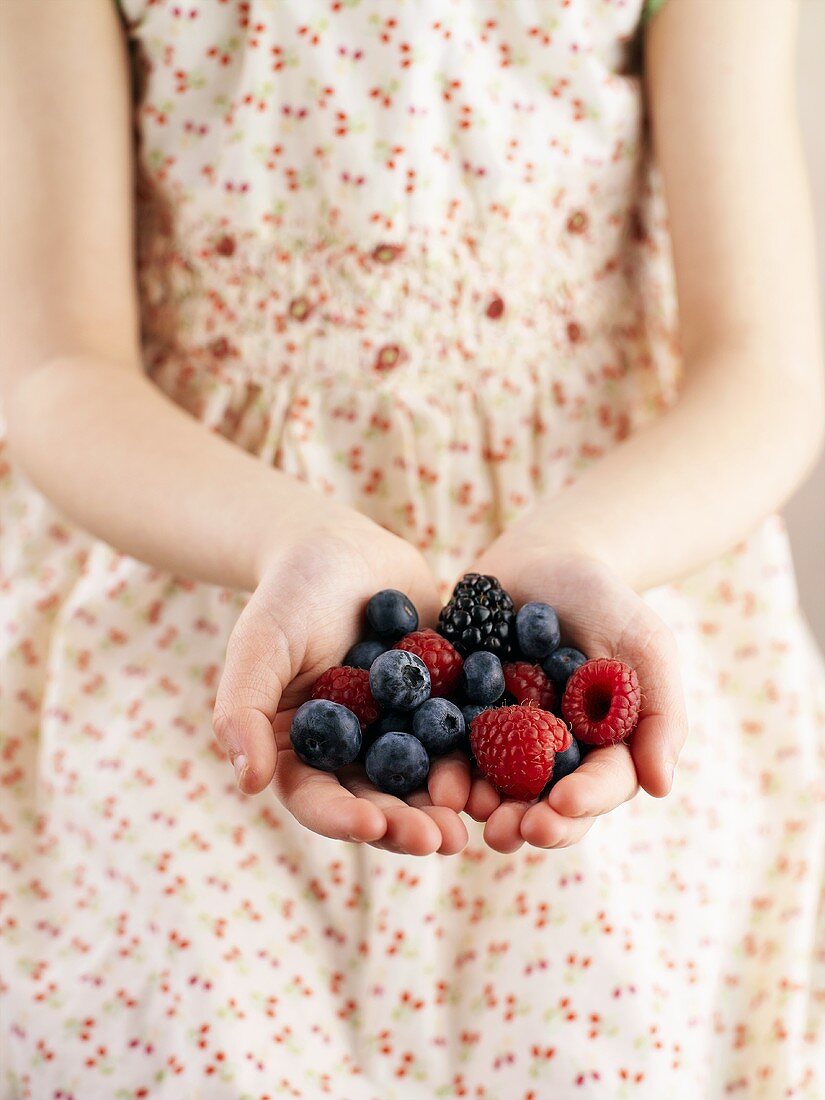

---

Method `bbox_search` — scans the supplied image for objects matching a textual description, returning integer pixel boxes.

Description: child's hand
[212,511,468,856]
[430,545,688,853]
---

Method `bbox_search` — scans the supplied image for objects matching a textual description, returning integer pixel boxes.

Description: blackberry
[437,573,515,658]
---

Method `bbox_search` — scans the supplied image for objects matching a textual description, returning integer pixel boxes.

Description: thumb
[212,598,300,794]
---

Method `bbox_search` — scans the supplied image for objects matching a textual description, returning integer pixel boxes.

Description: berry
[369,649,431,711]
[290,699,362,771]
[366,589,419,641]
[411,698,465,756]
[437,573,515,658]
[462,650,505,705]
[462,703,487,727]
[515,601,561,660]
[359,712,409,764]
[502,661,557,711]
[470,705,570,800]
[394,629,463,697]
[461,703,490,762]
[542,646,588,690]
[371,710,411,736]
[562,658,641,746]
[545,738,581,791]
[311,666,380,731]
[343,639,387,670]
[366,731,430,795]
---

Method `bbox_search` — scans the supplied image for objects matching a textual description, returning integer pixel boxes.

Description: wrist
[497,511,620,582]
[251,491,381,590]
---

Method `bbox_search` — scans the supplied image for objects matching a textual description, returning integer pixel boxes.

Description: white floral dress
[1,2,823,1098]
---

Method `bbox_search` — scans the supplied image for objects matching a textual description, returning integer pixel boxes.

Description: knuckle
[211,703,235,749]
[212,700,263,752]
[655,621,679,661]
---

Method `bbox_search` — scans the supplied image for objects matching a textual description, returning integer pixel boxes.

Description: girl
[1,0,823,1096]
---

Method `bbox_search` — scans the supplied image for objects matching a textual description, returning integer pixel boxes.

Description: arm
[0,0,321,594]
[505,0,824,593]
[444,0,824,852]
[0,1,467,856]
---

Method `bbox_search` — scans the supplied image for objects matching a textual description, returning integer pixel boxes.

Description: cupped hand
[212,509,469,856]
[429,543,688,853]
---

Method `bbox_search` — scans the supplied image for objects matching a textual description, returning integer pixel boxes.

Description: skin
[1,0,822,857]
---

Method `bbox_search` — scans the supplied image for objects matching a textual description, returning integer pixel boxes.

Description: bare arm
[492,0,824,593]
[0,0,356,593]
[0,0,467,856]
[471,0,823,852]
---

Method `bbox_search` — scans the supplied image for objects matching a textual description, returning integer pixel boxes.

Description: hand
[430,540,688,853]
[212,508,469,856]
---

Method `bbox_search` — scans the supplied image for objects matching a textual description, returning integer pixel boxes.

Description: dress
[1,2,824,1097]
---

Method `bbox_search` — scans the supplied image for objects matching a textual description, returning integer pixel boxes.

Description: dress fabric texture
[1,2,824,1098]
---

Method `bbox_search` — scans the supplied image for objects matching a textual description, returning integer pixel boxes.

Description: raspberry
[470,705,571,800]
[502,661,557,711]
[311,666,380,731]
[561,658,640,746]
[393,629,463,697]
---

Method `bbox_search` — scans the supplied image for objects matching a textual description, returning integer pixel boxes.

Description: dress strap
[643,0,669,21]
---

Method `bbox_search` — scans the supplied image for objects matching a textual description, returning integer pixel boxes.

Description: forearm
[6,355,351,592]
[530,0,825,594]
[516,349,823,592]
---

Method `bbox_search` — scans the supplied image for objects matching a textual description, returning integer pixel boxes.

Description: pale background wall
[784,0,825,649]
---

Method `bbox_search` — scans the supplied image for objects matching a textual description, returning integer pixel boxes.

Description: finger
[520,802,596,848]
[482,799,532,853]
[631,711,686,798]
[465,774,501,821]
[628,630,688,798]
[213,701,278,795]
[213,604,297,794]
[272,752,387,842]
[407,789,469,855]
[428,751,472,813]
[546,743,638,818]
[338,768,443,856]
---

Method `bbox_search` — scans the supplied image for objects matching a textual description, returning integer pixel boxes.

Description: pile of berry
[290,575,641,800]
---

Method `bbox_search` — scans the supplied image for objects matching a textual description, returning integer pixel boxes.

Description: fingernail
[232,754,247,788]
[666,760,676,788]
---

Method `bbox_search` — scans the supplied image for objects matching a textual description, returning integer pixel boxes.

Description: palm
[213,526,469,856]
[432,551,688,852]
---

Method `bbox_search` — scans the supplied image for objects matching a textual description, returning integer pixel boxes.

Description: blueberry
[366,732,430,795]
[371,710,411,736]
[462,703,487,727]
[411,698,465,756]
[290,699,362,771]
[542,646,587,690]
[462,650,505,705]
[515,601,561,660]
[550,738,581,785]
[343,639,387,670]
[539,738,582,797]
[365,589,419,642]
[369,649,431,710]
